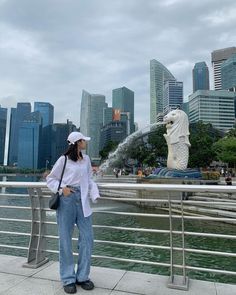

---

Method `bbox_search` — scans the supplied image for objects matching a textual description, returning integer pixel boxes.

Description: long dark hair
[64,140,83,162]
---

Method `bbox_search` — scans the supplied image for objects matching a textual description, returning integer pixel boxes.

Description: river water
[0,175,236,284]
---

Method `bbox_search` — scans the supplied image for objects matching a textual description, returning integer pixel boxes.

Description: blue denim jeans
[56,187,94,286]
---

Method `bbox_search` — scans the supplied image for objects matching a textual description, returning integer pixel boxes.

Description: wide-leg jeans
[56,187,94,286]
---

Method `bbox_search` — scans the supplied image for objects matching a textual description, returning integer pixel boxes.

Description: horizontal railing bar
[0,205,52,211]
[94,239,169,250]
[100,197,236,207]
[1,193,236,205]
[1,218,236,240]
[0,218,31,223]
[91,255,171,267]
[93,241,236,257]
[0,231,30,236]
[0,181,236,193]
[184,248,236,257]
[183,231,236,239]
[1,199,236,207]
[93,225,169,233]
[2,229,236,256]
[0,193,28,197]
[87,210,167,217]
[0,205,30,210]
[0,244,28,250]
[94,225,236,239]
[94,210,236,221]
[185,265,236,276]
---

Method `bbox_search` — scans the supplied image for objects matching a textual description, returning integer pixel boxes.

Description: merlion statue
[163,109,190,170]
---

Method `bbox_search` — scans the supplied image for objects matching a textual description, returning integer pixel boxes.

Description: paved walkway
[0,254,236,295]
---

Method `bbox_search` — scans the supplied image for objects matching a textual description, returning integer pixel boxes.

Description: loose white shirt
[46,154,100,217]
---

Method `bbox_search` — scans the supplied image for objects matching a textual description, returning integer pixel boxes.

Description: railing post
[167,191,189,291]
[23,187,49,268]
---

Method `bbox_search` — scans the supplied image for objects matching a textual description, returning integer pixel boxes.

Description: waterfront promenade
[0,254,236,295]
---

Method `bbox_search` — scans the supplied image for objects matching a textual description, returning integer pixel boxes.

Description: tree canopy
[213,129,236,168]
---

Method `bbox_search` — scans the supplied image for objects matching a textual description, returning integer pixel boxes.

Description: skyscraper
[34,102,54,127]
[50,121,76,165]
[163,80,183,115]
[211,47,236,90]
[192,62,209,92]
[80,90,106,162]
[0,105,7,165]
[103,106,112,126]
[221,53,236,91]
[17,111,42,169]
[150,59,175,124]
[8,102,31,166]
[112,87,135,133]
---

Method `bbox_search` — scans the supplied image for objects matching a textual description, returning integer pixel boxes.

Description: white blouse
[46,154,100,217]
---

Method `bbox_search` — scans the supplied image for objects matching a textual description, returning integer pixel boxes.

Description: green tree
[99,141,119,160]
[188,121,222,168]
[213,137,236,168]
[145,125,167,166]
[226,125,236,137]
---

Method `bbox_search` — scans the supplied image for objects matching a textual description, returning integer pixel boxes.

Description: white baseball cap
[67,132,91,145]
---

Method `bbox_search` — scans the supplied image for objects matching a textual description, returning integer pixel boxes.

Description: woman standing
[46,132,100,294]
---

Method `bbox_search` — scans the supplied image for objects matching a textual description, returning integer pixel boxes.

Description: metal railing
[0,181,236,291]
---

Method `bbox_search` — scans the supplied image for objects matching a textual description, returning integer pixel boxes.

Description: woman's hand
[62,187,74,197]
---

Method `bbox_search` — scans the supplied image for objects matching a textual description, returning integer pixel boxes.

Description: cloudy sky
[0,0,236,129]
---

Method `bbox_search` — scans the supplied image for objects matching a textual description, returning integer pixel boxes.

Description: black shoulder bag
[49,155,67,210]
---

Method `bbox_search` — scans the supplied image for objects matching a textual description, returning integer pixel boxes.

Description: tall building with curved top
[150,59,175,124]
[211,47,236,90]
[192,62,209,92]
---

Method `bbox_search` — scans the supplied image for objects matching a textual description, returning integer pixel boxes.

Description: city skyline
[0,1,236,129]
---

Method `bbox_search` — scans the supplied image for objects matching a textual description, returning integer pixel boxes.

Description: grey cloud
[0,0,236,128]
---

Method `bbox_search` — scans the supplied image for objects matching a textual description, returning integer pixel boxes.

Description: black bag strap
[57,155,67,192]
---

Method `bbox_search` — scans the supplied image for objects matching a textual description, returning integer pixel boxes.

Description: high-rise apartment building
[163,80,183,115]
[221,53,236,91]
[211,47,236,90]
[8,102,31,166]
[34,102,54,127]
[0,106,7,165]
[150,59,175,124]
[17,111,42,169]
[192,62,209,92]
[80,90,106,162]
[112,87,135,133]
[189,90,235,131]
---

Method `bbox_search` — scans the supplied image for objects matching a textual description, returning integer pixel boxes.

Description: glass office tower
[221,53,236,91]
[192,62,209,92]
[112,87,135,133]
[8,103,31,166]
[34,102,54,127]
[17,111,42,169]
